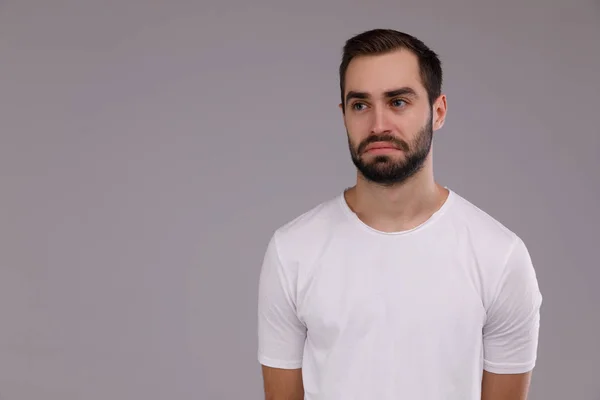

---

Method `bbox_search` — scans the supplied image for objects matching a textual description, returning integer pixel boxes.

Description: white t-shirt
[257,188,542,400]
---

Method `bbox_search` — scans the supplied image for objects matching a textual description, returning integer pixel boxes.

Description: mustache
[357,134,409,154]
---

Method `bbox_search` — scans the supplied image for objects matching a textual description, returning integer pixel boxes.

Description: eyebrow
[345,87,418,105]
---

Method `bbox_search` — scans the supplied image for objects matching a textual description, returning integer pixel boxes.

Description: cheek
[346,128,367,148]
[395,114,426,138]
[345,117,369,138]
[345,116,363,130]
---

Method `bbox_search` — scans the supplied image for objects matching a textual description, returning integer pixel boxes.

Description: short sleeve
[257,233,307,369]
[483,236,543,374]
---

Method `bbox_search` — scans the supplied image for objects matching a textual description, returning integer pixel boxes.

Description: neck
[344,159,449,233]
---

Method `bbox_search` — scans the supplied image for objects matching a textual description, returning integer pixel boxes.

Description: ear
[432,94,447,131]
[338,103,348,129]
[339,102,346,117]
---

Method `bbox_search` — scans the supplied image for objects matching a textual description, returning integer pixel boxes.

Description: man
[257,28,542,400]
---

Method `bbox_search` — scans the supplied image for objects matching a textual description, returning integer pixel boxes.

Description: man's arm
[257,233,307,399]
[481,370,532,400]
[481,236,542,399]
[261,366,304,400]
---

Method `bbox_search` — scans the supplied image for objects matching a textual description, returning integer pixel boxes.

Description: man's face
[341,50,437,186]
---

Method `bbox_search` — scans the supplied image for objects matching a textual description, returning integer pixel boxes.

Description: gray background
[1,0,598,399]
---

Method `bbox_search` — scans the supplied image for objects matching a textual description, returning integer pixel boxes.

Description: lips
[364,142,399,152]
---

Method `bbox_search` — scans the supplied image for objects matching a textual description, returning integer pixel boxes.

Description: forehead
[344,49,424,96]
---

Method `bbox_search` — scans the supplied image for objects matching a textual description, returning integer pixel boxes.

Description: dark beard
[348,116,433,186]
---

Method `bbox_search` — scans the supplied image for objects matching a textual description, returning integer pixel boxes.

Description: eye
[352,102,367,111]
[391,98,407,108]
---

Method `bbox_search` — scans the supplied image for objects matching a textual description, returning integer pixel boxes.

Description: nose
[370,106,393,134]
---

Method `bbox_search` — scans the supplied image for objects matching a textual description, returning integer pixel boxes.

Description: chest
[296,241,486,345]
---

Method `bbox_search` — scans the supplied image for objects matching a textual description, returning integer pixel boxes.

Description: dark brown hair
[339,29,443,110]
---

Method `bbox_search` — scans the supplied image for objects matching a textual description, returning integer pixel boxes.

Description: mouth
[364,143,401,154]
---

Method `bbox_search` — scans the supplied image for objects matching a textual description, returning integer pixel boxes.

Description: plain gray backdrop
[1,0,599,399]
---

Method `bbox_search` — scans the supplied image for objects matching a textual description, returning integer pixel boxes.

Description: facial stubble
[347,115,433,186]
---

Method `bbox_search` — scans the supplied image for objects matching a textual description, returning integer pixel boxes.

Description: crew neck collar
[339,187,455,236]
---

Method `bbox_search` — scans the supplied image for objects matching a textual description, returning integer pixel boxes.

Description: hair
[339,29,443,110]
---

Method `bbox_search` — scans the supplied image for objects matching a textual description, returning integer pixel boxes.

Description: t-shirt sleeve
[257,233,307,369]
[482,236,543,374]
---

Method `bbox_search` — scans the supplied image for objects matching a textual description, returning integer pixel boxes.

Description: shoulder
[270,193,347,261]
[446,190,537,307]
[448,190,522,254]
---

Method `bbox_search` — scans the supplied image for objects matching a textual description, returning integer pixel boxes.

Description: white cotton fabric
[257,188,542,400]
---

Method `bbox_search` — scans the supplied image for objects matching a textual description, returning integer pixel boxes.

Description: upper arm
[261,365,304,400]
[481,237,542,397]
[481,370,532,400]
[257,233,307,385]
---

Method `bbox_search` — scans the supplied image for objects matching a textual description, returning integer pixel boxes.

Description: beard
[347,115,433,186]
